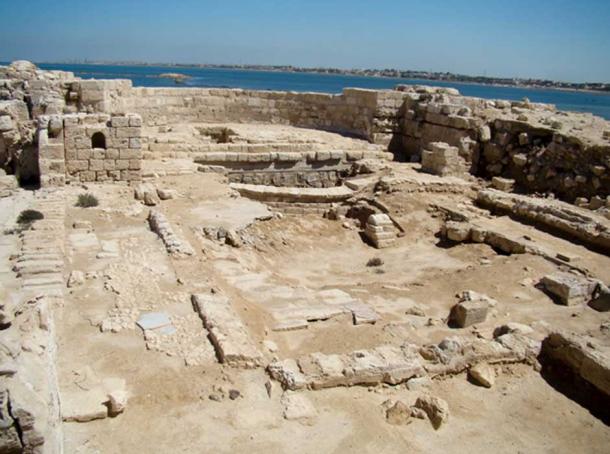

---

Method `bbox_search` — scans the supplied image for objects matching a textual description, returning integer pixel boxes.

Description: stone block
[119,149,141,160]
[128,114,142,127]
[67,160,88,172]
[491,177,515,192]
[450,299,488,328]
[541,273,598,306]
[76,149,91,160]
[79,171,96,182]
[89,159,104,171]
[445,222,471,242]
[368,213,393,226]
[115,160,129,170]
[111,116,130,127]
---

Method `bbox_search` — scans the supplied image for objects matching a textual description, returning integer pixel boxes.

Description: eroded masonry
[1,60,610,453]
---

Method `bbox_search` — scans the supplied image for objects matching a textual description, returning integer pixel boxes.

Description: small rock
[414,395,449,430]
[385,400,411,425]
[228,389,241,400]
[208,393,222,402]
[265,380,273,398]
[157,188,177,200]
[107,389,128,416]
[468,363,495,388]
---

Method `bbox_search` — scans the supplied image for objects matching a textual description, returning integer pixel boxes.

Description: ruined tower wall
[72,81,406,143]
[37,113,143,186]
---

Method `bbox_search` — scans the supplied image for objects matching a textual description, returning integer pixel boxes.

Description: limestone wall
[46,71,610,201]
[396,86,610,201]
[73,82,406,142]
[37,113,143,186]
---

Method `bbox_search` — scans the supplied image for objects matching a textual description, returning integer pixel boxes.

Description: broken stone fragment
[450,293,490,328]
[444,221,471,242]
[589,284,610,312]
[107,388,128,416]
[414,395,449,430]
[134,183,159,206]
[540,273,598,306]
[385,400,411,425]
[62,388,108,423]
[468,363,495,388]
[491,177,515,192]
[156,188,177,200]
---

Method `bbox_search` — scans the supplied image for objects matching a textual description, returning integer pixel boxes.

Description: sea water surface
[34,63,610,120]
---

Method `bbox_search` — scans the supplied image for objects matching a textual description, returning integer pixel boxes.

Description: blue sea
[30,63,610,120]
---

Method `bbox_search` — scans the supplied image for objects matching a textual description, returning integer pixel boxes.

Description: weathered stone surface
[421,142,467,177]
[445,221,471,242]
[269,345,424,390]
[539,331,610,421]
[148,209,194,257]
[192,293,263,368]
[541,273,598,306]
[477,189,610,253]
[364,213,396,249]
[385,400,411,425]
[491,177,515,192]
[62,388,108,423]
[450,299,488,328]
[468,363,495,388]
[135,183,159,206]
[541,331,610,396]
[414,395,449,429]
[589,284,610,312]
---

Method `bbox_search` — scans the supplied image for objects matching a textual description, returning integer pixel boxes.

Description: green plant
[76,193,99,208]
[17,209,44,224]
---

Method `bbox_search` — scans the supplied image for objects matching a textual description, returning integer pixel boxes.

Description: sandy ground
[49,169,610,453]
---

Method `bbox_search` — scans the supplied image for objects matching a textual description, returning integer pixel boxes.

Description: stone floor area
[2,159,610,453]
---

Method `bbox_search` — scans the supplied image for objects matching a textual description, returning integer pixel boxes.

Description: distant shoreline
[33,61,610,95]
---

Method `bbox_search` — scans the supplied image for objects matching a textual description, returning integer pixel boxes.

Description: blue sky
[1,0,609,82]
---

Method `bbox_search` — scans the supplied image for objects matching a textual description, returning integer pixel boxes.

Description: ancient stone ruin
[1,60,609,452]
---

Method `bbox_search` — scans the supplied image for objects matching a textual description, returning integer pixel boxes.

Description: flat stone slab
[136,312,172,331]
[192,198,272,231]
[62,388,108,423]
[230,183,354,203]
[192,293,263,368]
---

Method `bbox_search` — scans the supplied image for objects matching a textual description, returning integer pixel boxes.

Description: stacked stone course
[38,112,143,185]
